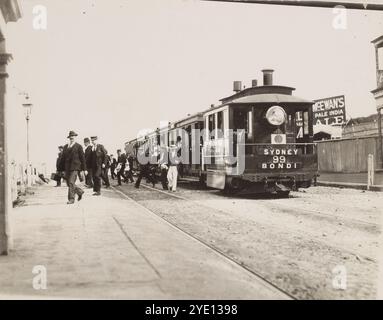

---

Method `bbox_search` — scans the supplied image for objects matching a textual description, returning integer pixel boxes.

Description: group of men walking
[56,131,113,204]
[55,130,183,204]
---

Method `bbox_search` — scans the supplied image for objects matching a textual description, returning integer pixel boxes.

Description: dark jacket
[90,144,108,175]
[127,155,134,170]
[117,153,127,165]
[105,154,111,169]
[56,151,63,171]
[84,145,93,170]
[59,143,86,173]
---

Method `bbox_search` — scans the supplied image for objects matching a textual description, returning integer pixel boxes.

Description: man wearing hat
[83,137,93,188]
[90,136,108,195]
[55,145,64,187]
[59,131,87,204]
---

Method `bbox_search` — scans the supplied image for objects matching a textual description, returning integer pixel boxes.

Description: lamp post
[22,95,33,186]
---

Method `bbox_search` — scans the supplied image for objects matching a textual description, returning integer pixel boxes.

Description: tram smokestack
[233,81,242,92]
[262,69,274,86]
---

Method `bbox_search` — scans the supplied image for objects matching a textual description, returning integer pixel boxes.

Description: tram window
[217,111,224,131]
[295,111,303,139]
[303,111,309,135]
[208,114,215,139]
[247,110,253,139]
[233,110,247,131]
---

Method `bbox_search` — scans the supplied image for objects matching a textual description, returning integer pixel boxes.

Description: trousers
[117,164,126,185]
[167,165,178,191]
[66,170,83,200]
[85,169,93,187]
[102,168,110,187]
[92,168,102,192]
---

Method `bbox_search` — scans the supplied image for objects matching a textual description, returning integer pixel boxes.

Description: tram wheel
[199,174,207,187]
[277,191,290,198]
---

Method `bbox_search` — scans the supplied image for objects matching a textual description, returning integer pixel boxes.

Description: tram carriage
[125,69,318,195]
[169,113,204,177]
[201,70,318,195]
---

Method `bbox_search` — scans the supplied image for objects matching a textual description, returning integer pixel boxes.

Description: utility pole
[22,96,33,187]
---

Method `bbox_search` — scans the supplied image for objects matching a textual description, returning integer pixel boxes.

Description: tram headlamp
[265,106,287,126]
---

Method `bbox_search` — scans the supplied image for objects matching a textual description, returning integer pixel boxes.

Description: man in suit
[134,147,156,188]
[59,131,87,204]
[90,136,108,195]
[83,137,93,188]
[101,153,111,188]
[126,154,135,183]
[110,155,117,180]
[55,145,64,187]
[116,149,127,186]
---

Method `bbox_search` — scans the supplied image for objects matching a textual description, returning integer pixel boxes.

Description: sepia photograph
[0,0,382,308]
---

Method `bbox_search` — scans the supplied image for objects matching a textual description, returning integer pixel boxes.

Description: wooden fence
[316,135,382,173]
[9,162,48,204]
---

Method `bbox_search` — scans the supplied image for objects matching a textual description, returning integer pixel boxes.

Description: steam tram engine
[125,69,318,196]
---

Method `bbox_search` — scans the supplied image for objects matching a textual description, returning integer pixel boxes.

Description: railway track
[110,185,295,300]
[154,178,380,230]
[136,181,380,232]
[140,184,378,262]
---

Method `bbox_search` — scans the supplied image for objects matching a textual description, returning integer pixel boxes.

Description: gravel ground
[115,180,382,299]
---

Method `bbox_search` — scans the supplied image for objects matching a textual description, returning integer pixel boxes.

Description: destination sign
[259,148,301,170]
[257,147,302,156]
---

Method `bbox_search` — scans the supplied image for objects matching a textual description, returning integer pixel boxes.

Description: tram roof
[172,112,204,127]
[372,35,383,46]
[228,93,313,105]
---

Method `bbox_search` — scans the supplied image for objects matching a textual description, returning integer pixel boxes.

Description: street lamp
[22,95,33,186]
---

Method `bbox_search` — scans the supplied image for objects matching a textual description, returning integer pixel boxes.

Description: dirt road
[115,180,382,299]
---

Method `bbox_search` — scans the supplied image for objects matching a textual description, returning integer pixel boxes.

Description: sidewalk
[317,172,383,191]
[0,183,286,299]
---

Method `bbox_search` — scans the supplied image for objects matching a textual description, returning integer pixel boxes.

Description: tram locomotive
[125,69,318,196]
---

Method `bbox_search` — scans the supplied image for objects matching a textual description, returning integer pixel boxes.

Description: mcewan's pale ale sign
[312,95,346,125]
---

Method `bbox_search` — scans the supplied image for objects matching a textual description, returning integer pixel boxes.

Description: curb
[317,181,383,192]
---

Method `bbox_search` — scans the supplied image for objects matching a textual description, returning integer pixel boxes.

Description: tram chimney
[233,81,242,92]
[251,79,258,87]
[262,69,274,86]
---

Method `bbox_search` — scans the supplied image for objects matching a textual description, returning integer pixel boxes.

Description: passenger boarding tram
[125,69,318,196]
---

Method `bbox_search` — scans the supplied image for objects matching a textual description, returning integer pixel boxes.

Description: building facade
[0,0,22,255]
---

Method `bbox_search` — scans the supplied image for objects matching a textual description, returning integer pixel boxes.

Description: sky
[4,0,383,172]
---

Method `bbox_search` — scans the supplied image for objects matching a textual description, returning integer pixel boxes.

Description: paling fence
[316,135,382,173]
[9,161,48,204]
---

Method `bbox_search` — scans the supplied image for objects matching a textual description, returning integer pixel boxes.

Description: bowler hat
[90,136,98,140]
[58,145,64,149]
[67,130,78,138]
